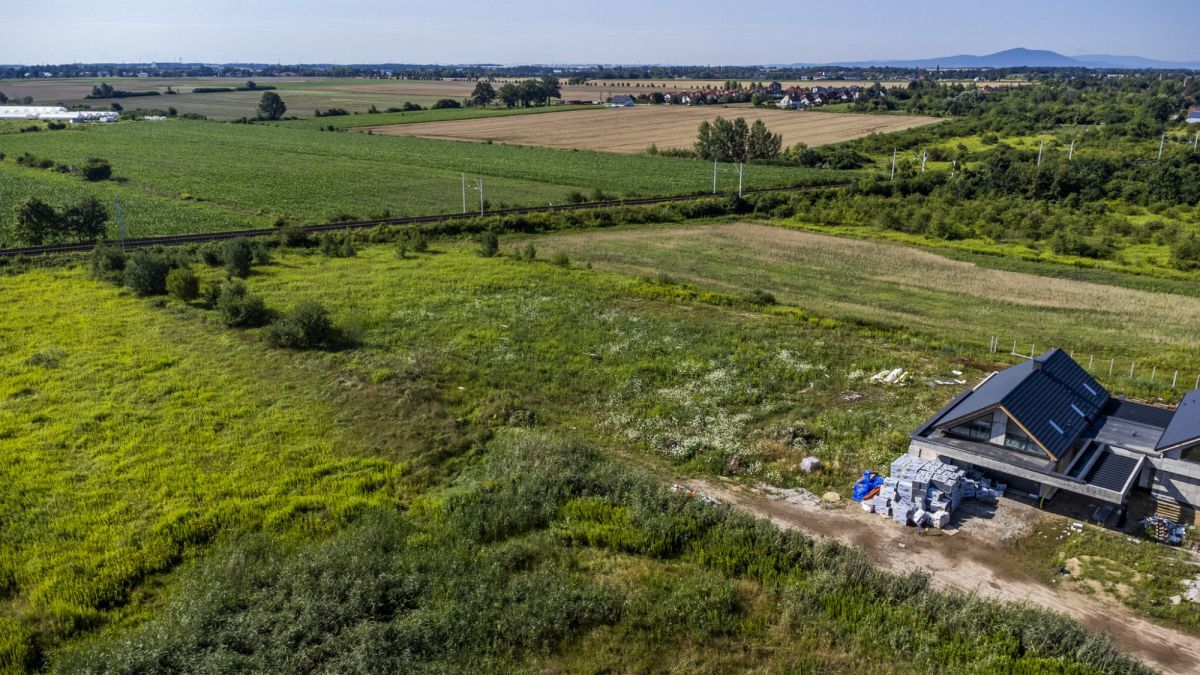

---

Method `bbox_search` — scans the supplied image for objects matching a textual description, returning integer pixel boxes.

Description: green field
[0,119,847,244]
[0,234,1163,671]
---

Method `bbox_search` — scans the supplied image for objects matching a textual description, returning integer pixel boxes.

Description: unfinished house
[909,349,1200,522]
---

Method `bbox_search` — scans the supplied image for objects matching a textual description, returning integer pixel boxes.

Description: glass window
[952,413,993,441]
[1004,418,1034,453]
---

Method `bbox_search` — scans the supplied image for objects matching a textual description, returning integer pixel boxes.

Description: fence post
[1088,355,1094,369]
[1151,366,1156,383]
[1130,361,1136,379]
[1109,359,1114,376]
[1173,370,1178,388]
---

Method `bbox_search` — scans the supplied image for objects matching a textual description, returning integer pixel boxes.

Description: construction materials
[868,454,997,529]
[851,470,885,501]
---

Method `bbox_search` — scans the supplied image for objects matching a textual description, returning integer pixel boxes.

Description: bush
[166,267,200,302]
[319,233,356,257]
[478,230,499,258]
[89,243,126,282]
[79,158,112,182]
[432,98,461,109]
[519,242,537,261]
[550,251,569,267]
[199,244,223,267]
[1170,232,1200,271]
[123,251,171,296]
[222,238,254,277]
[278,224,310,248]
[265,301,338,349]
[216,281,268,327]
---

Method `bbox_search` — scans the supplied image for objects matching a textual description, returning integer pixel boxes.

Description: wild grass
[541,221,1200,398]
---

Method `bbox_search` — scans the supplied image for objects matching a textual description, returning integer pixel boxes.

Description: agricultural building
[909,349,1200,520]
[0,105,118,122]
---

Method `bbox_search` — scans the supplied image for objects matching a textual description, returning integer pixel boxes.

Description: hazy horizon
[4,0,1199,65]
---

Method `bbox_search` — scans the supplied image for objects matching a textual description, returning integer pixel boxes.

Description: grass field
[360,106,940,154]
[0,119,850,243]
[539,222,1200,393]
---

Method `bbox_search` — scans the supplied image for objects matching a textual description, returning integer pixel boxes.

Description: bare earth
[690,479,1200,675]
[358,106,940,153]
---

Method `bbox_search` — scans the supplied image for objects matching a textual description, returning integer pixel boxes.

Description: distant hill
[816,47,1200,70]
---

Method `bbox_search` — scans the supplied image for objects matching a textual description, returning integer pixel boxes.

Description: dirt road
[689,479,1200,674]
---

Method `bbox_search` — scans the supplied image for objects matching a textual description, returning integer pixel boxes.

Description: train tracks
[0,183,848,259]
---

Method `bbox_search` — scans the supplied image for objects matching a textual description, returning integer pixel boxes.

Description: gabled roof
[1156,389,1200,452]
[930,349,1109,460]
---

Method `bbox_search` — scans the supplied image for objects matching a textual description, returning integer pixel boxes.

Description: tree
[257,91,287,120]
[498,83,520,109]
[217,280,269,327]
[79,157,112,182]
[471,81,496,107]
[265,301,337,349]
[695,120,718,160]
[432,98,461,109]
[90,82,115,98]
[1171,232,1200,271]
[62,197,109,241]
[746,120,782,160]
[246,80,258,91]
[478,230,499,257]
[13,198,60,245]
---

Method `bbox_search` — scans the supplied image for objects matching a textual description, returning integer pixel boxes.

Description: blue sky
[4,0,1198,64]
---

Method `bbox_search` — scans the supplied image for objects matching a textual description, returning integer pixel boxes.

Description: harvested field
[359,106,940,153]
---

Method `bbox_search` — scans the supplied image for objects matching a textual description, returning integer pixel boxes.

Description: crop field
[540,222,1200,385]
[360,106,941,154]
[0,119,849,243]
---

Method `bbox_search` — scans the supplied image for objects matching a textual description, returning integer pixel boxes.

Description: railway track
[0,183,849,259]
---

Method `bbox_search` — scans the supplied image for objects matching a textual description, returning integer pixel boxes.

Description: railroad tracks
[0,183,848,259]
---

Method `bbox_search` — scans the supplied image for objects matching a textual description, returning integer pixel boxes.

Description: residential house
[909,349,1200,520]
[1187,106,1200,124]
[609,94,636,107]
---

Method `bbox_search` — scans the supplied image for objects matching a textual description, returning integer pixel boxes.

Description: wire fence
[986,336,1199,394]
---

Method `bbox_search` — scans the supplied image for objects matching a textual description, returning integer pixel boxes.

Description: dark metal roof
[1156,389,1200,451]
[1103,398,1174,429]
[930,349,1110,459]
[1085,451,1139,493]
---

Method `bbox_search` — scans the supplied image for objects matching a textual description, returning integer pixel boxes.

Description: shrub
[199,244,223,267]
[222,238,254,277]
[251,241,273,265]
[216,281,268,327]
[550,251,569,267]
[1170,232,1200,271]
[747,289,777,305]
[478,231,499,258]
[432,98,461,109]
[122,251,171,296]
[278,224,310,248]
[166,268,200,302]
[79,158,113,182]
[89,243,126,282]
[318,233,356,257]
[265,301,337,349]
[519,242,537,261]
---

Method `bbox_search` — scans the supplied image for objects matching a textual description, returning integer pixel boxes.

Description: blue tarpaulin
[852,470,884,502]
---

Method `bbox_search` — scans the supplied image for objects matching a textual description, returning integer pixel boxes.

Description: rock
[800,456,821,473]
[821,491,841,504]
[725,455,741,475]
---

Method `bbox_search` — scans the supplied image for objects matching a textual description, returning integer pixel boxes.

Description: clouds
[2,0,1196,64]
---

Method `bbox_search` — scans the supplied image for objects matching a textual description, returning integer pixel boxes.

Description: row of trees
[13,197,108,245]
[694,117,783,162]
[477,77,561,108]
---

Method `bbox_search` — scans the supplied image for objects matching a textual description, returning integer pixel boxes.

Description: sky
[4,0,1199,65]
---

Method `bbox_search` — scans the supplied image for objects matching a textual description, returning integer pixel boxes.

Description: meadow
[0,119,850,244]
[540,221,1200,395]
[361,106,939,154]
[0,235,1162,671]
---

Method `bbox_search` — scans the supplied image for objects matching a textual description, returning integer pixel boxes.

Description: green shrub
[122,251,171,296]
[318,233,356,257]
[550,251,569,267]
[265,301,337,349]
[89,243,126,283]
[78,157,112,182]
[251,241,273,265]
[519,242,537,261]
[478,231,499,258]
[278,224,310,248]
[166,268,200,302]
[216,280,268,327]
[1170,232,1200,271]
[199,244,222,267]
[222,238,254,277]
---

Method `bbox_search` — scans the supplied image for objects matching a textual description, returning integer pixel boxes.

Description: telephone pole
[1158,133,1166,161]
[737,162,744,197]
[890,148,897,180]
[461,173,467,214]
[712,159,717,194]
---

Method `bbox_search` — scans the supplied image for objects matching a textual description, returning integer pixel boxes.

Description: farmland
[0,119,850,243]
[0,235,1166,672]
[0,77,929,120]
[360,106,940,154]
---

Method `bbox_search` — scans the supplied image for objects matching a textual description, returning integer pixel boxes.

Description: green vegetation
[0,119,846,244]
[1013,519,1200,634]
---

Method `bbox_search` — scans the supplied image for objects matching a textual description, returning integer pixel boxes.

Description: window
[1004,418,1035,453]
[951,412,994,441]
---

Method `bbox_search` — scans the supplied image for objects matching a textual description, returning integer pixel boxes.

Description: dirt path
[688,479,1200,674]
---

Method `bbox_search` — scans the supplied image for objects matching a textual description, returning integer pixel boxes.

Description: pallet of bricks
[862,454,1004,529]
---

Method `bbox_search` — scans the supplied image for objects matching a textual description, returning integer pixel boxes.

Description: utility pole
[1036,139,1044,167]
[920,150,927,173]
[115,197,126,249]
[1068,139,1075,161]
[1158,133,1166,161]
[712,159,717,194]
[1193,132,1198,153]
[890,148,897,180]
[461,173,467,214]
[478,179,484,216]
[737,162,744,197]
